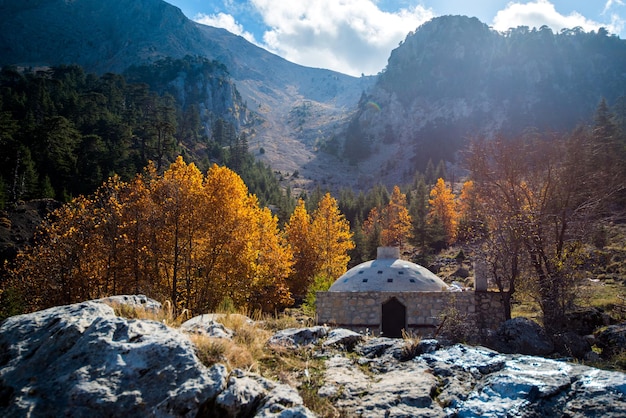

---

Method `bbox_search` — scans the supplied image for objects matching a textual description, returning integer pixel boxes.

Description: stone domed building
[316,247,505,337]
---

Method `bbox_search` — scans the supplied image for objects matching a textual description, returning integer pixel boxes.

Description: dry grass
[190,334,259,371]
[106,299,190,327]
[400,330,423,361]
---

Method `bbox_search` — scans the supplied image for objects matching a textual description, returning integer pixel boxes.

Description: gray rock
[553,331,592,359]
[0,299,316,417]
[595,323,626,359]
[355,337,398,358]
[210,369,315,418]
[320,354,443,416]
[439,348,626,418]
[0,301,226,417]
[323,343,626,418]
[487,317,554,356]
[564,307,614,335]
[416,339,441,354]
[267,326,328,348]
[94,294,162,313]
[322,328,363,350]
[563,368,626,417]
[181,314,234,339]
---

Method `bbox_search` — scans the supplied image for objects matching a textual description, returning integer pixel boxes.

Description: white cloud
[194,12,257,44]
[492,0,620,35]
[249,0,434,76]
[603,0,625,15]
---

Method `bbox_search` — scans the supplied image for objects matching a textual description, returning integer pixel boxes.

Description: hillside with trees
[343,16,626,185]
[0,57,294,210]
[3,158,354,317]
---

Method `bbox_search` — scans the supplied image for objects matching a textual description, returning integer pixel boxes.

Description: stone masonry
[316,290,505,336]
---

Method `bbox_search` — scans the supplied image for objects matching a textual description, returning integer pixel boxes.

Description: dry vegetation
[108,302,341,416]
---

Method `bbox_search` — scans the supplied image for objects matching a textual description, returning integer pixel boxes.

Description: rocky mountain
[0,0,371,191]
[346,16,626,185]
[1,296,625,416]
[2,3,626,191]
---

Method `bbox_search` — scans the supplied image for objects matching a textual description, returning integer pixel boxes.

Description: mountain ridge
[0,0,371,191]
[342,15,626,185]
[2,2,626,190]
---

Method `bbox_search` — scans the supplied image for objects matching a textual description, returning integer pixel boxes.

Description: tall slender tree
[428,178,458,246]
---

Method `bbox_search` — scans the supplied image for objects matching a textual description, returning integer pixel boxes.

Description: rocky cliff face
[1,297,625,417]
[2,3,625,190]
[345,15,626,185]
[0,0,371,190]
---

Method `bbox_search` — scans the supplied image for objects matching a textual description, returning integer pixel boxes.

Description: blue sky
[166,0,625,76]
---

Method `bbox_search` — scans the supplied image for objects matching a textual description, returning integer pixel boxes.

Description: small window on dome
[398,271,404,275]
[358,270,364,274]
[378,270,383,274]
[362,278,368,283]
[343,279,348,283]
[387,278,393,283]
[410,279,416,283]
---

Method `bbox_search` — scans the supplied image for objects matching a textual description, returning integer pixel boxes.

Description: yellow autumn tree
[148,156,206,312]
[379,186,412,247]
[10,176,141,311]
[362,185,412,251]
[310,193,355,280]
[248,205,294,311]
[428,178,458,245]
[11,157,295,314]
[456,180,486,243]
[285,194,354,300]
[192,163,258,312]
[284,199,316,300]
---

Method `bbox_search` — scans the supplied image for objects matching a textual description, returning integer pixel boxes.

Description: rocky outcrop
[0,299,313,417]
[316,332,626,417]
[181,314,235,339]
[267,326,329,348]
[2,300,625,417]
[565,307,615,335]
[486,317,555,356]
[595,323,626,359]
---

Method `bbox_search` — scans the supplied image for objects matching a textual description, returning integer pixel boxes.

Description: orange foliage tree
[363,185,412,247]
[285,193,354,299]
[311,193,355,280]
[427,178,458,246]
[284,199,315,300]
[455,180,486,243]
[11,156,293,314]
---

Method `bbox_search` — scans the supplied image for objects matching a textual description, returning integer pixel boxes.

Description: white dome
[328,247,448,292]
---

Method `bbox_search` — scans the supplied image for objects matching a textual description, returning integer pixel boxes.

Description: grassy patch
[106,299,190,327]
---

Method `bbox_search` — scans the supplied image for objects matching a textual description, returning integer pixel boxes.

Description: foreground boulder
[317,333,626,417]
[0,298,313,417]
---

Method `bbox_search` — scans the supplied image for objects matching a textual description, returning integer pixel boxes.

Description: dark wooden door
[381,297,406,338]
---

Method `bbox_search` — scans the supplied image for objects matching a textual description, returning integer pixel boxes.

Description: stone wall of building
[316,291,505,336]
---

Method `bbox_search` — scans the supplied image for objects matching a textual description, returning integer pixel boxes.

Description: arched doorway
[381,297,406,338]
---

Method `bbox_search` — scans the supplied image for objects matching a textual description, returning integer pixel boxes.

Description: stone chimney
[377,246,400,259]
[473,259,488,292]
